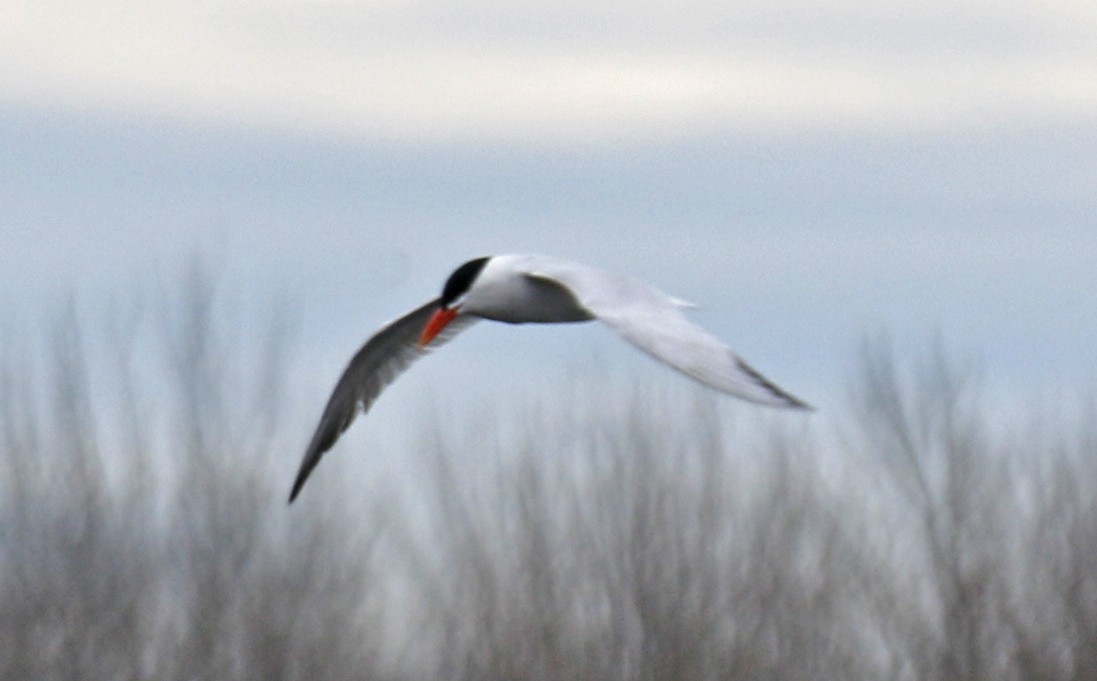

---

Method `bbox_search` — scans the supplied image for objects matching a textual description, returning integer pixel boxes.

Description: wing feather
[288,298,475,502]
[515,256,810,409]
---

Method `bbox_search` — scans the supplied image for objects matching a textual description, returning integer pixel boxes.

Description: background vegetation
[2,275,1094,680]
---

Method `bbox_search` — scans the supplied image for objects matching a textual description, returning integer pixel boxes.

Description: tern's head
[419,256,491,346]
[440,256,491,310]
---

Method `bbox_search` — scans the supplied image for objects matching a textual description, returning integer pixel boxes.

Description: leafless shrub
[400,386,883,681]
[391,345,1096,681]
[0,270,395,681]
[2,276,1095,681]
[849,340,1097,681]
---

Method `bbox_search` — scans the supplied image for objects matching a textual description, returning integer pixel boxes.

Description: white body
[460,255,597,323]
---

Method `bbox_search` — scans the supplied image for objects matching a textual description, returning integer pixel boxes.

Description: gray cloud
[2,0,1095,142]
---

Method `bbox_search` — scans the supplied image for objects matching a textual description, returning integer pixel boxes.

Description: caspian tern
[288,254,809,502]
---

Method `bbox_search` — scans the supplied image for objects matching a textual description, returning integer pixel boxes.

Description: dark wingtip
[789,396,816,411]
[734,356,814,411]
[287,475,305,505]
[288,428,337,505]
[287,449,321,505]
[288,460,312,504]
[774,392,814,411]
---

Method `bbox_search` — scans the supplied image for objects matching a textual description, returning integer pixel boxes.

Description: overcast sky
[2,0,1096,448]
[5,0,1097,139]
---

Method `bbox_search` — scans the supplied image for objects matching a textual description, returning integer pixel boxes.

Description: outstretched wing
[514,255,811,410]
[289,298,476,502]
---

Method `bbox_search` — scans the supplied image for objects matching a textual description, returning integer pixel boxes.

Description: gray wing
[514,255,811,409]
[289,298,476,502]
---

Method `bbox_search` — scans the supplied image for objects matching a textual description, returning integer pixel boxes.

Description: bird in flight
[289,254,810,502]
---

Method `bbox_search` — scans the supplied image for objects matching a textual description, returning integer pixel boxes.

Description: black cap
[441,256,490,308]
